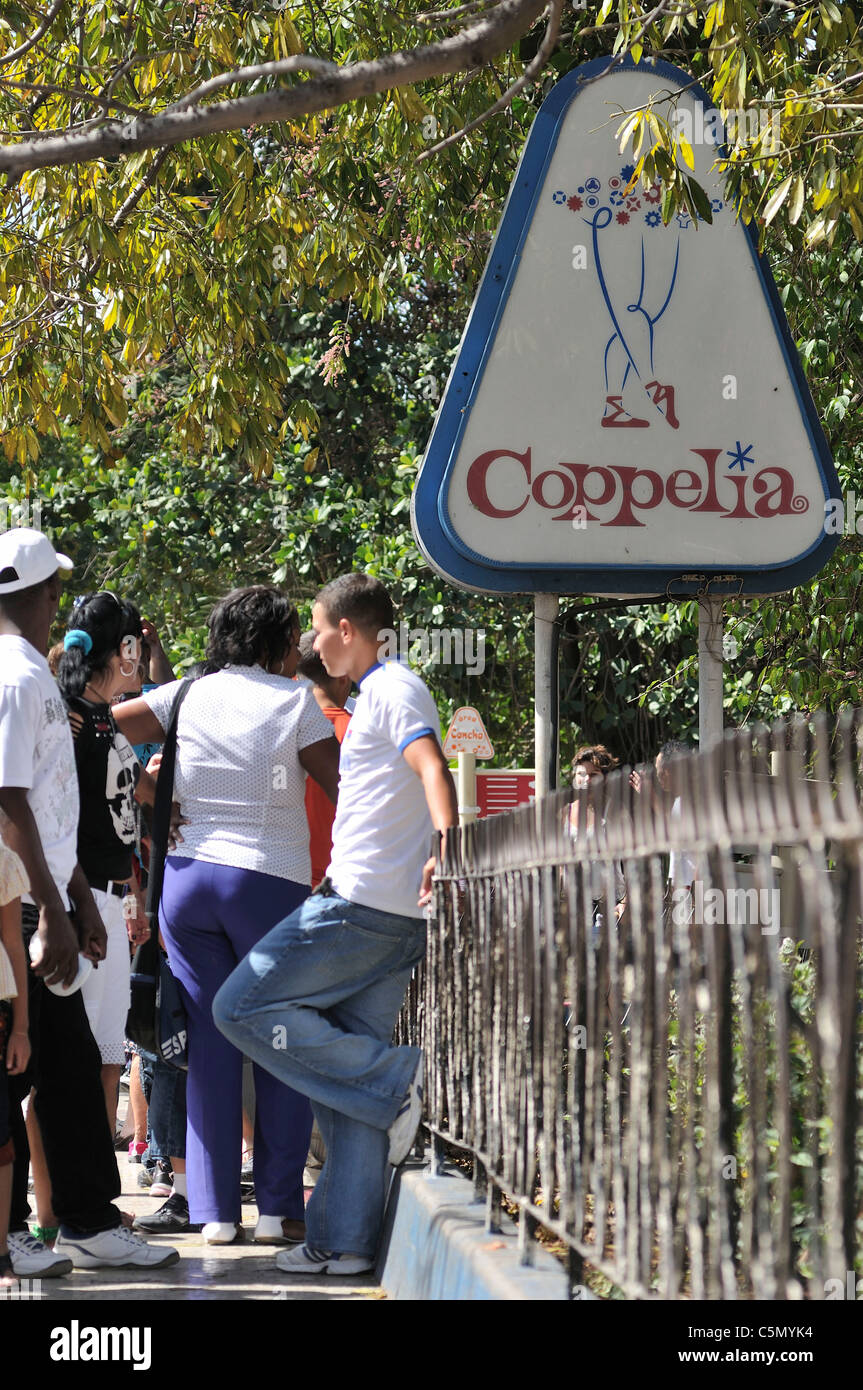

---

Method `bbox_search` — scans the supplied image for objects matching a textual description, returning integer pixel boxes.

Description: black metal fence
[402,714,863,1299]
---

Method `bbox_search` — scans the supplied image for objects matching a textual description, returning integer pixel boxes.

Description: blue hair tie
[64,629,93,654]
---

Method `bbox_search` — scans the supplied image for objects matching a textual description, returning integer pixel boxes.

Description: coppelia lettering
[465,447,810,527]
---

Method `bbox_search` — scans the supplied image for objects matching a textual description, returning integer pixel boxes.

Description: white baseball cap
[0,527,73,594]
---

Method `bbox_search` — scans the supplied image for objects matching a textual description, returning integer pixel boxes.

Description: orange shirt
[305,704,351,888]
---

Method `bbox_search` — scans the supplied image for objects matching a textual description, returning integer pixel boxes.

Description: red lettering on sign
[689,448,727,513]
[467,447,532,518]
[604,465,664,527]
[723,474,755,519]
[463,447,812,529]
[551,462,616,521]
[532,468,575,512]
[752,468,809,518]
[666,469,703,509]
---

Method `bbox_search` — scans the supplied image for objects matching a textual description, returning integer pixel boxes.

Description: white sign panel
[413,56,839,597]
[443,706,494,759]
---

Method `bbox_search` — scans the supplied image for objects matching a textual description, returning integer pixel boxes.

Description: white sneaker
[387,1051,424,1166]
[54,1225,180,1269]
[275,1243,373,1276]
[254,1216,304,1245]
[7,1231,72,1277]
[201,1222,244,1245]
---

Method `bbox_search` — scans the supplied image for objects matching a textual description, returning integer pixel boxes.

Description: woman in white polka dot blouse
[115,586,340,1247]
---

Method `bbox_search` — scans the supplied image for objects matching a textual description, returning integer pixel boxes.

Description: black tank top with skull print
[66,696,141,883]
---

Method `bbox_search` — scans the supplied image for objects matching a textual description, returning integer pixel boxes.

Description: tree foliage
[0,2,861,472]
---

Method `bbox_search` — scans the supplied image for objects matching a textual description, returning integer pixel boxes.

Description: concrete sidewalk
[32,1101,384,1301]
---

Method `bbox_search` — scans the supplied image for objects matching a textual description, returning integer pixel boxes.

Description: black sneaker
[133,1193,200,1234]
[137,1163,156,1190]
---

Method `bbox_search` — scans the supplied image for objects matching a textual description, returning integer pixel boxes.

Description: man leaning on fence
[214,573,458,1276]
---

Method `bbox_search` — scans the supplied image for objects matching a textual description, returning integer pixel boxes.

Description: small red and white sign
[443,706,494,759]
[476,770,535,818]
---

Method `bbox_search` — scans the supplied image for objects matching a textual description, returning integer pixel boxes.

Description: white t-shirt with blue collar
[328,661,440,919]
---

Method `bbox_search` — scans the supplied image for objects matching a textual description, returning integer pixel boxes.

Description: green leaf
[687,178,713,224]
[763,175,793,225]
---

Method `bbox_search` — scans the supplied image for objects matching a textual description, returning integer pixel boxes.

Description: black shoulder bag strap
[145,679,194,928]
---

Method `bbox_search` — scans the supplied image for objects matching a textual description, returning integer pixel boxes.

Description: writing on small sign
[443,706,494,760]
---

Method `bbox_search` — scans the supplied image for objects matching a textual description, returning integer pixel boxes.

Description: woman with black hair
[56,592,156,1139]
[113,586,339,1247]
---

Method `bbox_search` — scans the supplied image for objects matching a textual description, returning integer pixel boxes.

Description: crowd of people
[0,526,457,1287]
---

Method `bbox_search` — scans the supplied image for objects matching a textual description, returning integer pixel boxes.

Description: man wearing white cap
[0,527,179,1275]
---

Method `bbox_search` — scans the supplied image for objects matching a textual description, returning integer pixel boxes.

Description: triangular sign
[443,706,494,759]
[413,56,839,598]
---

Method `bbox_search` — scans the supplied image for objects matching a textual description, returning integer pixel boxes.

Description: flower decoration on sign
[552,190,567,204]
[644,183,662,203]
[609,190,624,205]
[615,211,630,224]
[676,212,692,229]
[711,198,724,212]
[567,194,583,211]
[645,209,662,227]
[620,164,635,182]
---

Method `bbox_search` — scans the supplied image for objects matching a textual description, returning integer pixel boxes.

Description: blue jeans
[213,890,426,1258]
[140,1049,187,1161]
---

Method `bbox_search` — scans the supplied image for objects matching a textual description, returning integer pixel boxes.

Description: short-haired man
[214,574,457,1274]
[0,528,179,1274]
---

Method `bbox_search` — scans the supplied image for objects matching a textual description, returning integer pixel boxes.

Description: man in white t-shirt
[0,527,179,1275]
[214,574,457,1276]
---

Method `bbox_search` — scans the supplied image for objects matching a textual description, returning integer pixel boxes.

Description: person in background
[653,738,696,896]
[0,527,178,1274]
[56,592,159,1140]
[113,587,340,1247]
[297,631,352,890]
[122,625,178,1179]
[568,744,627,937]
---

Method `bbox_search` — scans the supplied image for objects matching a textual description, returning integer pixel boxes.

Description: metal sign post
[698,597,724,751]
[535,594,559,799]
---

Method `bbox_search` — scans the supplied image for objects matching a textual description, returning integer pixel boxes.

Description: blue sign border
[412,54,840,597]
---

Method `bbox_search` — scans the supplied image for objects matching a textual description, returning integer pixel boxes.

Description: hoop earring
[277,660,285,675]
[119,660,136,678]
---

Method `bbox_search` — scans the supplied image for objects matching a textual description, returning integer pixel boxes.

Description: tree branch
[0,0,548,174]
[111,143,172,227]
[0,0,67,69]
[417,0,563,160]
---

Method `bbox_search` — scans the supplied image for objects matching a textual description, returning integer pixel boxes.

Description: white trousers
[80,887,131,1066]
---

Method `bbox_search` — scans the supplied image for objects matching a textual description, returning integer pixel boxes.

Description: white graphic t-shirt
[0,634,79,907]
[328,661,440,919]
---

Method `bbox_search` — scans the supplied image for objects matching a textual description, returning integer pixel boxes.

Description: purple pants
[159,857,312,1223]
